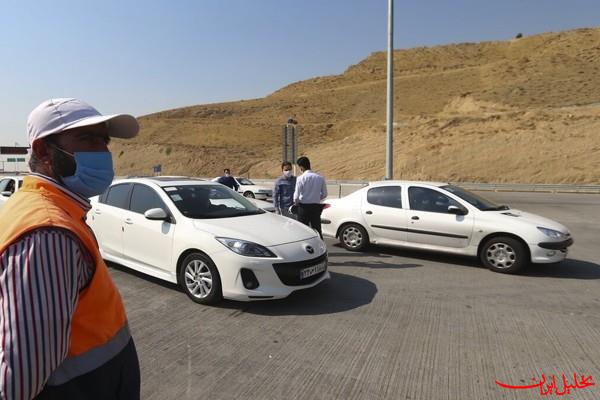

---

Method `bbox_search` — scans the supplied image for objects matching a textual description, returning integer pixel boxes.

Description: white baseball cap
[27,98,139,146]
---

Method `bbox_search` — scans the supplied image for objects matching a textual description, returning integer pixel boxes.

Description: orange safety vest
[0,175,130,385]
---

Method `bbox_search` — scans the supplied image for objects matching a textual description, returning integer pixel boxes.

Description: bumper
[538,238,574,250]
[530,238,573,263]
[215,236,329,301]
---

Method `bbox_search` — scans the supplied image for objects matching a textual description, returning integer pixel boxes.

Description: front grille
[538,238,574,250]
[272,253,327,286]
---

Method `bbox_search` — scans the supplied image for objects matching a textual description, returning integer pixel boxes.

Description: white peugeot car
[88,177,328,304]
[321,181,573,274]
[212,177,273,200]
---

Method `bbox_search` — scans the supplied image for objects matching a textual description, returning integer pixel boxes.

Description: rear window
[104,184,131,209]
[367,186,402,209]
[0,179,11,192]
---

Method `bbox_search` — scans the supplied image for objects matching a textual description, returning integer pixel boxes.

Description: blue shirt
[273,175,296,210]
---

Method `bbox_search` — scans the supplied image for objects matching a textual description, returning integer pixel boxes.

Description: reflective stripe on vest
[47,323,131,385]
[0,175,130,382]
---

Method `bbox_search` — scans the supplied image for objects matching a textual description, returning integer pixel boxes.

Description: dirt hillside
[112,27,600,183]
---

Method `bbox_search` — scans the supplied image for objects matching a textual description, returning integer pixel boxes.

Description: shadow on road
[328,260,422,269]
[108,263,377,315]
[328,243,600,279]
[218,271,377,316]
[522,259,600,279]
[107,261,183,292]
[329,242,481,269]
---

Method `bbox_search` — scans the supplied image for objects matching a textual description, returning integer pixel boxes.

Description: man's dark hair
[223,168,230,173]
[296,156,310,170]
[29,136,55,172]
[28,149,43,172]
[281,161,292,170]
[29,136,76,177]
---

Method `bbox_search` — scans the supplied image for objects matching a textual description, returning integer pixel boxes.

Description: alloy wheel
[184,259,213,299]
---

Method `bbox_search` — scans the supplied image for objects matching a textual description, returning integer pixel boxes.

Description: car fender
[472,213,545,247]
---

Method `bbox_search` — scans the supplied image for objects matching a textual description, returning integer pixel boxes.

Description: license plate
[299,261,327,279]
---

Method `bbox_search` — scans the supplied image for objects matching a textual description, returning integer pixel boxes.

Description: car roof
[368,180,448,187]
[114,177,216,187]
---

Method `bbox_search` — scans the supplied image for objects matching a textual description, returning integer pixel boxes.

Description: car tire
[339,223,369,251]
[243,191,255,199]
[480,236,528,274]
[179,252,223,305]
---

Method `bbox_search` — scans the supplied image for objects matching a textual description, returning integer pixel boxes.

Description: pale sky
[1,0,599,145]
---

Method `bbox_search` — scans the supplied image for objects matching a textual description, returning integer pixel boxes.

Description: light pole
[284,117,298,175]
[385,0,394,180]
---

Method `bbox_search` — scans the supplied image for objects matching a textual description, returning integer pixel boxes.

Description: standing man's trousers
[297,203,323,239]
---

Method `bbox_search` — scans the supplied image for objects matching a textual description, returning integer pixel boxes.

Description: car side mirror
[448,205,467,215]
[144,208,169,221]
[1,191,12,197]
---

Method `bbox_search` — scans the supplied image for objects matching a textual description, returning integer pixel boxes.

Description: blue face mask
[56,150,115,198]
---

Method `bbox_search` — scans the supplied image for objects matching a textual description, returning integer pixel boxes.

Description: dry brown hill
[112,27,600,183]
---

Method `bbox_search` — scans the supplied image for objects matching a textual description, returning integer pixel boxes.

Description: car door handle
[366,211,373,215]
[124,218,133,225]
[411,216,420,220]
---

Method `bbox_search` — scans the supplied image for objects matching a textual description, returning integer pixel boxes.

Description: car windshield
[441,185,509,211]
[236,178,254,185]
[162,184,264,219]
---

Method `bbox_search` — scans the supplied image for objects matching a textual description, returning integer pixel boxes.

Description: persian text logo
[496,373,595,396]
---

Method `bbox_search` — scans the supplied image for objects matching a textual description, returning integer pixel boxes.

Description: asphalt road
[109,191,600,400]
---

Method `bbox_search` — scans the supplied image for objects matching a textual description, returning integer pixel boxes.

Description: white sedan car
[88,177,329,304]
[211,177,273,200]
[322,181,573,274]
[0,175,24,209]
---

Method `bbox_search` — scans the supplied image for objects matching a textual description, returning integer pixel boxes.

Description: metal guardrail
[249,179,600,196]
[3,173,599,195]
[453,182,600,194]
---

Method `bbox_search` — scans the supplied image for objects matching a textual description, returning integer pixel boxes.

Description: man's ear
[32,139,52,165]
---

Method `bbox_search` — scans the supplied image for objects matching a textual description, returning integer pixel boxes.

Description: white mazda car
[321,181,573,274]
[88,177,328,304]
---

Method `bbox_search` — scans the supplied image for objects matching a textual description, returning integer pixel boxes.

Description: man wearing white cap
[0,98,140,399]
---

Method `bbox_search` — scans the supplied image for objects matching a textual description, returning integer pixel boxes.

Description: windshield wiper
[232,210,264,217]
[482,205,510,211]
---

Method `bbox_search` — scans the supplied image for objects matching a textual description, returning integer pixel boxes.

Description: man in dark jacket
[217,168,239,191]
[273,161,296,218]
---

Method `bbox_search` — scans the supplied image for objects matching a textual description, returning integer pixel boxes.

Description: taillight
[322,203,331,210]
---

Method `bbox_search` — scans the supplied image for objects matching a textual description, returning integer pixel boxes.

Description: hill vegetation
[111,27,600,183]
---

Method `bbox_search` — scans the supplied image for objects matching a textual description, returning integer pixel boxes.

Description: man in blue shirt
[217,168,239,191]
[273,161,296,218]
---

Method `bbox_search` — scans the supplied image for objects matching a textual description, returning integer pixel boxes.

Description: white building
[0,146,29,173]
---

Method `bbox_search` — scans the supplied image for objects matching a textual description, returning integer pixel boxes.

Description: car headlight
[216,237,276,257]
[537,227,566,239]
